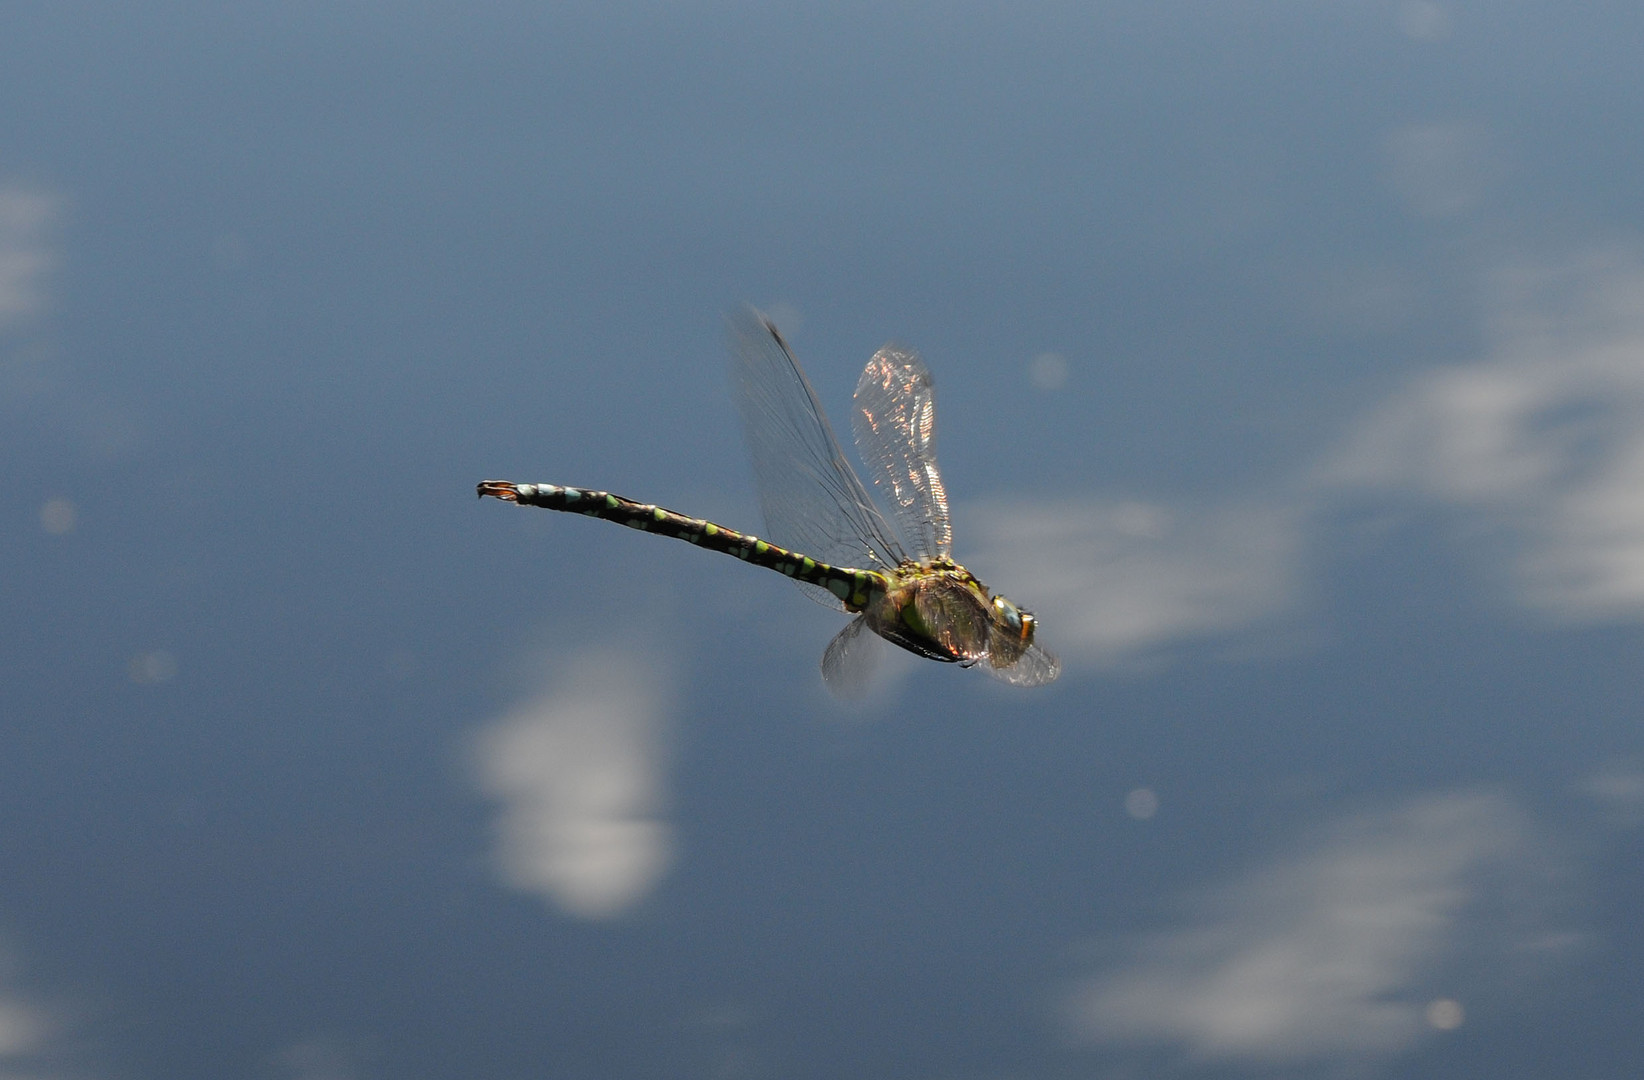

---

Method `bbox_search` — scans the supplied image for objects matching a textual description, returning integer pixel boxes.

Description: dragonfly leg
[476,480,521,502]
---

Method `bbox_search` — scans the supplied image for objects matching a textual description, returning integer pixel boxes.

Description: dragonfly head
[990,594,1038,645]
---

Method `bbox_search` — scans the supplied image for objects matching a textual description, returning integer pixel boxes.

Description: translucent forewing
[852,346,953,562]
[728,309,909,611]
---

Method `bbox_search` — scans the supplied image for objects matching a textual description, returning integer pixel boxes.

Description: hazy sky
[5,3,1644,1078]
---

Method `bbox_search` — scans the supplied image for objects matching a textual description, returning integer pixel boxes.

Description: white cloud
[1577,760,1644,827]
[958,250,1644,673]
[968,498,1302,666]
[0,179,142,459]
[0,942,91,1079]
[1324,250,1644,621]
[0,995,52,1058]
[474,647,675,919]
[1067,792,1570,1067]
[0,185,57,331]
[277,1036,367,1080]
[1396,1,1453,44]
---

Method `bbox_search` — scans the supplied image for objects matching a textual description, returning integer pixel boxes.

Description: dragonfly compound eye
[992,595,1032,639]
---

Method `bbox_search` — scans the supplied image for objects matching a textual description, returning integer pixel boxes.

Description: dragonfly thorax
[859,559,1038,668]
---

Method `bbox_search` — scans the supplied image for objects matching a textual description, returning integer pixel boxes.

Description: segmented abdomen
[483,482,887,610]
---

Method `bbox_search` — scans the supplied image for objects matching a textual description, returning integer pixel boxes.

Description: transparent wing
[729,308,909,613]
[852,345,952,561]
[980,641,1061,687]
[820,614,882,698]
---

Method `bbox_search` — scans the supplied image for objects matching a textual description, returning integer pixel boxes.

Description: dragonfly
[478,308,1060,692]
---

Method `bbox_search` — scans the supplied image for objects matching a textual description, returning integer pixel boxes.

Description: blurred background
[4,2,1643,1077]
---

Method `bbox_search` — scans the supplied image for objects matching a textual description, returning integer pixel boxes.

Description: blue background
[4,3,1643,1077]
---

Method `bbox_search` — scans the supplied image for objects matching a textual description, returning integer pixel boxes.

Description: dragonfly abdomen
[478,481,887,610]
